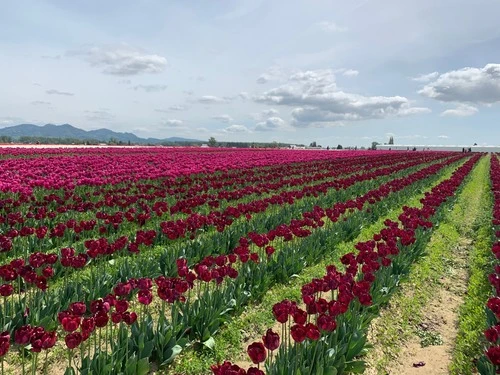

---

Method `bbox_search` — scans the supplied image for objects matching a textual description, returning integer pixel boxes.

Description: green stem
[43,350,48,375]
[68,348,72,371]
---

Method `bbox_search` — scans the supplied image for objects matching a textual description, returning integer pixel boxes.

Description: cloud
[85,109,114,122]
[316,21,347,33]
[255,116,287,131]
[411,72,439,83]
[224,124,250,133]
[256,66,287,84]
[162,119,184,128]
[169,105,186,111]
[440,104,478,117]
[197,95,227,104]
[0,116,26,127]
[118,79,131,84]
[238,92,250,100]
[251,108,280,120]
[419,64,500,104]
[46,89,74,96]
[438,135,449,139]
[31,101,51,106]
[212,114,233,123]
[69,44,167,76]
[342,69,359,77]
[133,84,168,92]
[256,69,429,127]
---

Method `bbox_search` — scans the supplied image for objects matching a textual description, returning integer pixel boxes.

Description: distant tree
[309,141,317,147]
[337,144,343,149]
[389,136,394,145]
[208,137,217,147]
[0,135,12,143]
[128,140,131,146]
[371,141,380,150]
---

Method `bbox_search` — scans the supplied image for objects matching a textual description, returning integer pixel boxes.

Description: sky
[1,0,500,147]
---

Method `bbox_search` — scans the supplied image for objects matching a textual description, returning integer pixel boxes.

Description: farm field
[0,148,498,375]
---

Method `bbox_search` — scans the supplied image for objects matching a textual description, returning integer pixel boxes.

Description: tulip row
[0,148,384,194]
[29,153,466,374]
[478,154,500,374]
[1,152,423,259]
[0,152,450,302]
[217,154,481,374]
[0,151,467,374]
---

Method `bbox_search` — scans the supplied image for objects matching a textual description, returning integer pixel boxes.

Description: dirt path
[386,238,470,375]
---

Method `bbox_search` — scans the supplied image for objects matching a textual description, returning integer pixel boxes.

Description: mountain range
[0,124,202,144]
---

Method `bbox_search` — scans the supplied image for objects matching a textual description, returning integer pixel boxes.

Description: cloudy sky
[2,0,500,146]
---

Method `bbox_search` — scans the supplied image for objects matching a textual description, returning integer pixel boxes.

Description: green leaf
[160,345,182,367]
[344,360,366,374]
[202,336,216,350]
[136,358,150,375]
[324,366,338,375]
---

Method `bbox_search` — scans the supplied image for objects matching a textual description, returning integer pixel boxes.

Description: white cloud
[411,72,439,83]
[438,135,449,139]
[342,69,359,77]
[316,21,347,33]
[69,44,167,76]
[440,104,478,117]
[419,64,500,104]
[46,89,74,96]
[169,105,186,111]
[251,108,280,121]
[117,79,131,85]
[256,69,429,127]
[224,124,250,133]
[255,116,287,131]
[212,114,233,123]
[133,84,168,92]
[256,66,287,84]
[162,119,184,128]
[197,95,227,103]
[31,101,51,106]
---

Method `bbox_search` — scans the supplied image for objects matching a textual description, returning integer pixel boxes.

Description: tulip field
[0,147,499,374]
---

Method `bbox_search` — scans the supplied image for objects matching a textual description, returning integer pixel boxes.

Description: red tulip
[262,329,280,351]
[247,342,266,364]
[65,332,82,349]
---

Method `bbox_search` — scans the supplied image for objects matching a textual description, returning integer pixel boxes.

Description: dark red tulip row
[215,154,480,374]
[0,152,430,257]
[0,153,449,297]
[52,153,466,317]
[29,153,467,372]
[0,153,357,229]
[0,148,389,194]
[481,155,500,371]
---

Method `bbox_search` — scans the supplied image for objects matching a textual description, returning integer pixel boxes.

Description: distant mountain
[0,124,202,144]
